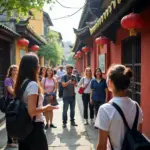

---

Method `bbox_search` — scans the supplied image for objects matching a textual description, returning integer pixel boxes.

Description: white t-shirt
[95,97,143,150]
[56,69,66,82]
[23,81,45,123]
[78,77,93,94]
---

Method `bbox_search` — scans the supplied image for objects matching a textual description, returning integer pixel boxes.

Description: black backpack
[110,102,150,150]
[6,80,38,140]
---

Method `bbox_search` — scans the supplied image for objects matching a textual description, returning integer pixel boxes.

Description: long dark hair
[15,52,42,96]
[6,65,18,78]
[94,68,103,78]
[39,66,46,76]
[45,67,54,78]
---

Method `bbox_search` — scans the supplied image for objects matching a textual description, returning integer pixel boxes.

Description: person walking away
[95,64,143,150]
[90,68,108,119]
[15,52,58,150]
[61,64,78,128]
[57,66,66,98]
[4,65,18,148]
[78,67,94,125]
[41,67,58,129]
[39,66,47,82]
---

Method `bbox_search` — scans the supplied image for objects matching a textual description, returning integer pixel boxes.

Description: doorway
[0,39,11,95]
[122,36,141,104]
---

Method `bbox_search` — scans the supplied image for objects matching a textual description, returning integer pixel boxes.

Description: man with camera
[61,64,78,128]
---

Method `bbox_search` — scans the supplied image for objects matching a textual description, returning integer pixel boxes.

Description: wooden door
[122,36,141,104]
[0,39,11,95]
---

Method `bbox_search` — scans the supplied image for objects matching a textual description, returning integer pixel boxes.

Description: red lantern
[77,51,82,58]
[17,38,29,47]
[74,54,78,59]
[95,37,109,48]
[82,46,89,54]
[30,45,40,51]
[121,13,143,36]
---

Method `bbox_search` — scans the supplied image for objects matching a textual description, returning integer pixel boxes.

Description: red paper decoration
[95,37,109,48]
[82,46,90,54]
[30,45,40,51]
[17,38,29,47]
[121,13,143,36]
[77,51,82,58]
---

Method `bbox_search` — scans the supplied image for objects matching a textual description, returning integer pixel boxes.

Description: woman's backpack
[110,102,150,150]
[5,80,38,140]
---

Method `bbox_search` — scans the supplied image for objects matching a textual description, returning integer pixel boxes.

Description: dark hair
[45,67,54,78]
[107,64,133,91]
[53,69,57,75]
[6,65,18,78]
[94,68,102,78]
[15,52,42,96]
[39,66,46,76]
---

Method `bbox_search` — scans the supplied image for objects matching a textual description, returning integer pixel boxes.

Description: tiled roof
[0,23,20,36]
[27,25,47,44]
[90,0,122,35]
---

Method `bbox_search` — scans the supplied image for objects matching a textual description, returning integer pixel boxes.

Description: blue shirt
[91,78,107,102]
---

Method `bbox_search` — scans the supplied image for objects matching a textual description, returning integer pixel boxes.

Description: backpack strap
[132,103,139,130]
[18,80,31,98]
[112,102,130,130]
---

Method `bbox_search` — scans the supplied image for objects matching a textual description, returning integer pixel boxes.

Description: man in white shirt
[56,66,66,98]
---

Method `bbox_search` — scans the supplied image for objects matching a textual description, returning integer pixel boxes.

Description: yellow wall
[15,41,28,65]
[29,9,43,35]
[39,56,44,66]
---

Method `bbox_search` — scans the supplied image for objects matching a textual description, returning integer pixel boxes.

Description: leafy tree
[0,0,54,17]
[38,30,63,66]
[67,53,75,66]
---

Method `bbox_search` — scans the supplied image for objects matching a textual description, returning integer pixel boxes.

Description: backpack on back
[6,80,38,140]
[110,102,150,150]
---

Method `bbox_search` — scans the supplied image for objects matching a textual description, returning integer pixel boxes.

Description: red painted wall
[140,7,150,137]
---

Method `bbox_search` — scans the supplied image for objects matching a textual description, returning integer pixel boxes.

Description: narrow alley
[0,92,98,150]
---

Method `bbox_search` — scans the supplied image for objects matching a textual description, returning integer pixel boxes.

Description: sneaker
[91,119,95,125]
[7,143,18,148]
[71,122,78,126]
[45,124,49,129]
[84,119,88,125]
[50,124,57,128]
[62,123,66,128]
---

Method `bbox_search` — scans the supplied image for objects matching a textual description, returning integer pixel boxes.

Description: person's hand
[46,104,59,111]
[90,100,93,105]
[68,80,72,84]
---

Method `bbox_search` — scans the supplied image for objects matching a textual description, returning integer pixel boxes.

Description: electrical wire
[55,0,81,9]
[52,6,84,20]
[51,0,103,20]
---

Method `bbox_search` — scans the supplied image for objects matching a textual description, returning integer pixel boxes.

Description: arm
[78,77,83,87]
[97,129,108,150]
[95,106,111,150]
[61,75,71,88]
[7,86,14,95]
[53,79,58,93]
[90,90,93,105]
[27,94,57,117]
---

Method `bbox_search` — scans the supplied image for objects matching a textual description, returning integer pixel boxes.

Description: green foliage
[67,53,75,66]
[0,0,55,17]
[38,30,63,66]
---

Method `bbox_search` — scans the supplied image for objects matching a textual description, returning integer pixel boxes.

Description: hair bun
[124,68,133,78]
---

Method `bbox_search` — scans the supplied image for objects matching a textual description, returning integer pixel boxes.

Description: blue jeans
[62,96,75,124]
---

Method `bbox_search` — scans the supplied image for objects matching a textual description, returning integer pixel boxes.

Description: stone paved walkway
[0,93,98,150]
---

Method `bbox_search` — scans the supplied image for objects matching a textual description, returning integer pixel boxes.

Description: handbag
[0,78,14,113]
[78,78,91,94]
